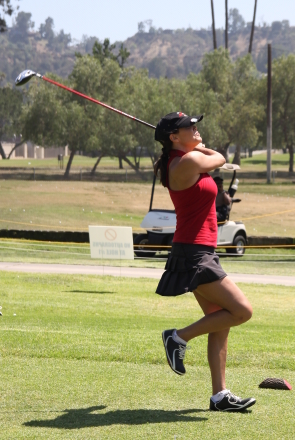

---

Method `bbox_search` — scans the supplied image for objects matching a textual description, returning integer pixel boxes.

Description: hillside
[1,12,295,84]
[123,21,295,78]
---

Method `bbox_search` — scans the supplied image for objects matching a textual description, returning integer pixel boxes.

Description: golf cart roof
[220,163,241,171]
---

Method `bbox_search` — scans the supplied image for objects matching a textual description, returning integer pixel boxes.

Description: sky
[8,0,295,43]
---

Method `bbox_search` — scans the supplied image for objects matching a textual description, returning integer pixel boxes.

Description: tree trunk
[225,0,228,49]
[7,140,25,159]
[148,149,159,166]
[90,153,104,176]
[135,146,142,170]
[288,145,294,173]
[249,149,253,157]
[217,144,229,162]
[211,0,217,50]
[249,0,258,54]
[121,155,147,180]
[118,155,123,169]
[0,142,7,159]
[64,149,76,178]
[232,145,241,165]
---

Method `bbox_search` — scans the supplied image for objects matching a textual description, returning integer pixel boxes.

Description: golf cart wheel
[134,234,156,258]
[226,235,246,256]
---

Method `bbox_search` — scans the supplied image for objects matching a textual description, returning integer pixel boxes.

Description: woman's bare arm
[169,146,225,190]
[177,146,225,174]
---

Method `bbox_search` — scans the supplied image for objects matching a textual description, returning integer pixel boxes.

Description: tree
[39,17,55,44]
[198,49,263,163]
[92,38,117,64]
[272,55,295,172]
[228,8,245,33]
[69,54,106,174]
[0,77,23,159]
[55,29,71,48]
[21,72,92,177]
[21,76,66,146]
[137,22,145,33]
[92,38,130,68]
[14,10,33,33]
[0,0,18,32]
[117,43,130,68]
[9,10,34,42]
[125,70,158,167]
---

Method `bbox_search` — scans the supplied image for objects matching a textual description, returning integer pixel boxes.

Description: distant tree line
[1,47,295,176]
[2,9,295,84]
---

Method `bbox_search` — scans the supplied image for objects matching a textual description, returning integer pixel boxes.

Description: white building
[0,141,68,159]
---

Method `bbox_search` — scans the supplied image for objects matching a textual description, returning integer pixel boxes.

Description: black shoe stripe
[213,398,256,412]
[162,332,184,376]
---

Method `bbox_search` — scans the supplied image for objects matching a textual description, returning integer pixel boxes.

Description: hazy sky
[11,0,295,43]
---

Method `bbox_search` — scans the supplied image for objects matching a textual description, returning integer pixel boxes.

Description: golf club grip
[42,76,156,130]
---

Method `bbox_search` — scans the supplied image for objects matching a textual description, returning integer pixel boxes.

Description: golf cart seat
[216,204,231,222]
[216,163,241,222]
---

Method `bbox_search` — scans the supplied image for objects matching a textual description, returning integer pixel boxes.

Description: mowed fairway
[0,180,294,236]
[1,272,295,439]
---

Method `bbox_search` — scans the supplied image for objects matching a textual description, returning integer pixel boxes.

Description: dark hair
[154,138,174,188]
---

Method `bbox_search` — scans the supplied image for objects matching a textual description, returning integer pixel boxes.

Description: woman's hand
[193,144,218,156]
[193,143,206,152]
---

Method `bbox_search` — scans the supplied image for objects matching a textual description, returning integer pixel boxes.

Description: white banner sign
[89,226,134,260]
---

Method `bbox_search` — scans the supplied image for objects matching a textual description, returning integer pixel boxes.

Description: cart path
[0,262,294,286]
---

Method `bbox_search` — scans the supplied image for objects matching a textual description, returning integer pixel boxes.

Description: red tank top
[167,149,218,246]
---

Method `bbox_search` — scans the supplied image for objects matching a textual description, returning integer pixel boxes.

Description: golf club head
[15,70,37,86]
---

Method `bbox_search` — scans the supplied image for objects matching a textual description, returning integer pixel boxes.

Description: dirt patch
[230,192,295,237]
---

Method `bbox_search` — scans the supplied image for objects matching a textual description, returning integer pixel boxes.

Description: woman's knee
[234,303,253,325]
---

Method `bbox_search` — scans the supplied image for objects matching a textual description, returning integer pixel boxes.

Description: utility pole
[211,0,217,50]
[267,44,272,183]
[249,0,258,54]
[225,0,228,49]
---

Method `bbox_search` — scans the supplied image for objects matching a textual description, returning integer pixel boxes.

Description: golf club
[15,69,156,130]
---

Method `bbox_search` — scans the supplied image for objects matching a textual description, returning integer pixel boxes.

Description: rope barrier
[0,238,293,250]
[238,208,295,222]
[0,240,293,254]
[0,239,89,248]
[134,244,295,248]
[0,245,90,256]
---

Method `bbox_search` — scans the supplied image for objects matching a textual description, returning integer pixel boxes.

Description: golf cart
[134,163,247,257]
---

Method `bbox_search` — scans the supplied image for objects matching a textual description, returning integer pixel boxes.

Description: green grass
[0,155,153,170]
[238,182,295,198]
[0,272,295,439]
[0,238,294,276]
[240,152,293,172]
[1,151,293,173]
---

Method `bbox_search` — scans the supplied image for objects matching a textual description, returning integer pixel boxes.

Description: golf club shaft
[42,76,156,130]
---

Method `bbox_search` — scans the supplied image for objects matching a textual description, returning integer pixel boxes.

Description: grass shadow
[65,290,114,294]
[23,405,208,429]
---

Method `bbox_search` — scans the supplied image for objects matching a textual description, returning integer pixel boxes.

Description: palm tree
[211,0,217,49]
[249,0,258,53]
[225,0,228,49]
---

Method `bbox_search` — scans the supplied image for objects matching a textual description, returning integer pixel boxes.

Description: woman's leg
[166,276,255,409]
[177,276,252,341]
[193,292,230,395]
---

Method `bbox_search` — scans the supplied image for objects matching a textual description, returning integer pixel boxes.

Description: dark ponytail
[154,138,173,188]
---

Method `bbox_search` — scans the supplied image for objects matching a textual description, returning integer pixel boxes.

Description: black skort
[156,243,227,297]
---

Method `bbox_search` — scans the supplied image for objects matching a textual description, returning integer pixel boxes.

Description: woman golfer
[154,112,256,412]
